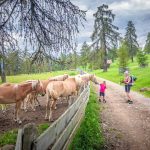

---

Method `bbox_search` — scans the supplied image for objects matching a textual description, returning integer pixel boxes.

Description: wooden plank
[51,100,85,150]
[15,129,23,150]
[33,85,90,150]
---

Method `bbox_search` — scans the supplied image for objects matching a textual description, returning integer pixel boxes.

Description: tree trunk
[131,56,134,62]
[103,56,107,72]
[1,58,6,83]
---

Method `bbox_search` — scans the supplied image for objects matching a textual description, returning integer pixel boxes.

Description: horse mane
[31,80,39,89]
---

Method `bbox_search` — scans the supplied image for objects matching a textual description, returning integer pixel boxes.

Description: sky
[70,0,150,51]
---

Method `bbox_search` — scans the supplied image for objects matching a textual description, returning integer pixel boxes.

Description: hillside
[93,55,150,97]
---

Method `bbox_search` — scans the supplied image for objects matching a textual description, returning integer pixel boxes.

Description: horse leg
[16,101,22,124]
[45,93,50,120]
[30,98,36,111]
[52,99,57,110]
[36,97,41,107]
[49,99,54,122]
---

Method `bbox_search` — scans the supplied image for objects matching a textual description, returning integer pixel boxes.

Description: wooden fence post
[15,129,23,150]
[22,123,38,150]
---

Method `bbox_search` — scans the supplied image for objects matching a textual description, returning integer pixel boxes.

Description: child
[99,81,106,103]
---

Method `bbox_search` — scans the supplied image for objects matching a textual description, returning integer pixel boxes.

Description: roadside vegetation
[93,55,150,97]
[69,86,105,150]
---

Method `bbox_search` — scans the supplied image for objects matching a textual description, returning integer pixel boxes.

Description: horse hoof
[49,119,54,122]
[18,120,22,124]
[45,117,48,120]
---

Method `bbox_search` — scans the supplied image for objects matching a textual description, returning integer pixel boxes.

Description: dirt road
[95,78,150,150]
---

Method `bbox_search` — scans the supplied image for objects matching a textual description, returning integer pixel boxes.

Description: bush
[137,50,148,67]
[117,42,129,71]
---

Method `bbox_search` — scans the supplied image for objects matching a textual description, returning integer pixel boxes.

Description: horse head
[90,74,98,84]
[63,74,69,80]
[33,80,45,96]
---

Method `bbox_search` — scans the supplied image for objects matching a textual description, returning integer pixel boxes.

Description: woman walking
[124,71,133,104]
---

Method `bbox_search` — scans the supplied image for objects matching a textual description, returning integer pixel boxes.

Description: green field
[69,86,105,150]
[93,55,150,97]
[0,70,77,84]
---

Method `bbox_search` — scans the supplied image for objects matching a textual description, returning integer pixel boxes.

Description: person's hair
[124,70,129,75]
[103,81,106,84]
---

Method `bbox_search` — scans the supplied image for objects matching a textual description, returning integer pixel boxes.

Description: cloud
[109,0,150,12]
[71,0,150,50]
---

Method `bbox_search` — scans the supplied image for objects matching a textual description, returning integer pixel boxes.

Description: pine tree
[137,50,148,67]
[118,42,129,72]
[91,4,119,72]
[125,21,139,62]
[80,42,90,70]
[144,32,150,54]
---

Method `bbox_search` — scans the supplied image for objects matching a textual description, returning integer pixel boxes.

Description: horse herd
[0,74,98,124]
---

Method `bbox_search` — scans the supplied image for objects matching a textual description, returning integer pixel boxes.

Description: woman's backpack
[130,75,137,85]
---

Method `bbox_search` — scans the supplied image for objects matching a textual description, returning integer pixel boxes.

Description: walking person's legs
[125,85,133,104]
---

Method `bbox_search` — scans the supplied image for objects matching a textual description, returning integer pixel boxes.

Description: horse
[22,91,40,112]
[49,74,68,81]
[22,74,69,111]
[45,76,84,121]
[0,80,44,124]
[77,74,98,93]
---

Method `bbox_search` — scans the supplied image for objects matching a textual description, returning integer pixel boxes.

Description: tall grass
[69,86,105,150]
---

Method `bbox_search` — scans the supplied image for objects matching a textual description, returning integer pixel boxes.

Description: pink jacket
[100,84,106,93]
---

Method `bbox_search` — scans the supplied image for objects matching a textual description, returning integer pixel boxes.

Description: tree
[80,42,90,70]
[0,0,86,62]
[125,21,139,62]
[118,42,129,72]
[137,50,148,67]
[91,4,119,72]
[144,32,150,54]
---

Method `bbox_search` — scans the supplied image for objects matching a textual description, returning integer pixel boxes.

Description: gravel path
[95,77,150,150]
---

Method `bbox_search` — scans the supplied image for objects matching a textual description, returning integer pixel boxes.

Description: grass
[0,70,77,84]
[0,123,51,147]
[93,55,150,97]
[69,86,105,150]
[37,123,49,135]
[0,130,18,147]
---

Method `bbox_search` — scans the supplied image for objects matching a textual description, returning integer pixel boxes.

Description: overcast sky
[70,0,150,51]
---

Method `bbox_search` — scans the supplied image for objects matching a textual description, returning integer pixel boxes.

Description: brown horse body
[0,80,43,123]
[45,76,83,121]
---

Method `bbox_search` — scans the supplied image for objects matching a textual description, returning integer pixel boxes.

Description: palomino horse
[45,76,84,121]
[22,74,69,111]
[0,80,44,124]
[23,91,40,112]
[78,74,98,86]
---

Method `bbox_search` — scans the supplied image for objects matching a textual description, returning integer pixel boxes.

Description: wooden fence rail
[15,84,90,150]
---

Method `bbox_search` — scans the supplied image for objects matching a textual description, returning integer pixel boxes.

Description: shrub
[137,50,148,67]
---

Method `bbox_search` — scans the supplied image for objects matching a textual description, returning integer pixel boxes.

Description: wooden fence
[15,84,90,150]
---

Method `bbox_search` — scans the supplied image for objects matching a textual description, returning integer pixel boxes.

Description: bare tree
[0,0,85,61]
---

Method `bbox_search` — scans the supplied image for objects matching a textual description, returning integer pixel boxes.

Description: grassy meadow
[93,55,150,97]
[0,70,77,84]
